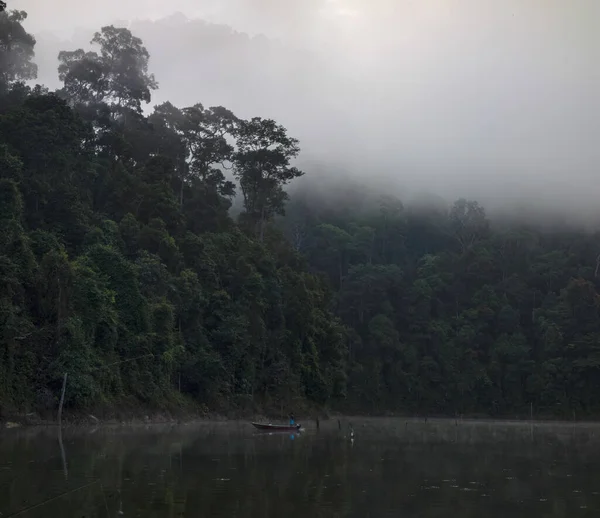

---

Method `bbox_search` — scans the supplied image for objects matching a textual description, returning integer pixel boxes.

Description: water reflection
[0,419,599,517]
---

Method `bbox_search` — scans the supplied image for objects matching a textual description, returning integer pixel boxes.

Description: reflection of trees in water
[0,421,599,517]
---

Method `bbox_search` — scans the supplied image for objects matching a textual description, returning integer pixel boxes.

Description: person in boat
[289,413,295,426]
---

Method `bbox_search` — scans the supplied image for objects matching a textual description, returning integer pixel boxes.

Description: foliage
[58,26,158,113]
[233,117,304,241]
[283,189,600,417]
[0,13,344,415]
[0,9,37,86]
[3,9,600,420]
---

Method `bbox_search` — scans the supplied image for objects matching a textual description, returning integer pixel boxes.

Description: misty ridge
[15,1,600,227]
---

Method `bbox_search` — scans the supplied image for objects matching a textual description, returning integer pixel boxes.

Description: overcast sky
[10,0,600,220]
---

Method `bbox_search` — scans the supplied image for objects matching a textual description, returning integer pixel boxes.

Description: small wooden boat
[251,422,301,432]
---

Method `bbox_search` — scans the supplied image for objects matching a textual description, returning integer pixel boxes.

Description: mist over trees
[2,7,600,419]
[26,6,600,226]
[283,185,600,416]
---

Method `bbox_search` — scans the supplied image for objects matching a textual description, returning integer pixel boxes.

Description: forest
[1,7,600,420]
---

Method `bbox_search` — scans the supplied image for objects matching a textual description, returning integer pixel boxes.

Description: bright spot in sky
[322,0,361,18]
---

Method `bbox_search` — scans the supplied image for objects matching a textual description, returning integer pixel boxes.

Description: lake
[1,418,599,517]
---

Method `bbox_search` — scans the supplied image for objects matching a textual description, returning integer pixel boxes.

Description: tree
[312,223,352,289]
[0,9,37,86]
[58,26,158,113]
[148,102,236,206]
[184,105,236,191]
[233,117,304,241]
[449,198,489,253]
[148,101,188,192]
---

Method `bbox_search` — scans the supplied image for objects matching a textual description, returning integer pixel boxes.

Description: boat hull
[251,422,301,432]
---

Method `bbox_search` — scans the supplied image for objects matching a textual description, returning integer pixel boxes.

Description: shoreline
[3,408,600,430]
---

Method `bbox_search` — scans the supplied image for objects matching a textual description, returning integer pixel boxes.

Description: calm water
[1,418,599,517]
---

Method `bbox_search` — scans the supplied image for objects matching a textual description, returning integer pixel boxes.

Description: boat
[251,422,301,432]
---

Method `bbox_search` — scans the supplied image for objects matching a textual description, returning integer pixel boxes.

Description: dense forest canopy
[1,7,600,419]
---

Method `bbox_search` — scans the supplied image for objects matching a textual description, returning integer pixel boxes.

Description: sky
[9,0,600,221]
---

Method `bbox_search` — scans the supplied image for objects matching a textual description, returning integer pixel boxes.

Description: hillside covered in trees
[2,7,600,420]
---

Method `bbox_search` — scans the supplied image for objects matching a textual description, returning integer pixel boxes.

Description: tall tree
[182,104,237,192]
[449,198,489,253]
[149,102,237,205]
[0,9,37,87]
[58,26,158,113]
[233,117,304,241]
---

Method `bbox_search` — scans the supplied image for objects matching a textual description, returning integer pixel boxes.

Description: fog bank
[11,0,600,223]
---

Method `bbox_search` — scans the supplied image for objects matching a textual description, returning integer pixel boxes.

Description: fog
[10,0,600,222]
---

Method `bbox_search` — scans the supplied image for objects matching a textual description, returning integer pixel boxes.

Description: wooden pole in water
[58,373,67,428]
[58,426,68,480]
[530,402,533,422]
